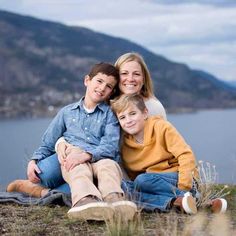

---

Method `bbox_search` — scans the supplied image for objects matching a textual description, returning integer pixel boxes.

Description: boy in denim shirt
[7,63,137,221]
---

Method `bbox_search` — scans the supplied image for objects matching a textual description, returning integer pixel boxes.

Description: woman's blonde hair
[114,52,154,98]
[111,93,147,115]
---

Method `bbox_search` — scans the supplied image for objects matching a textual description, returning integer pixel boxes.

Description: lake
[0,109,236,191]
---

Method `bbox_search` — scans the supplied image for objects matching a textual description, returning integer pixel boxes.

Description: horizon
[0,0,236,82]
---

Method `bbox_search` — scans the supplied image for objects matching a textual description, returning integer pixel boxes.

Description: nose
[125,116,132,124]
[99,83,106,91]
[125,73,135,81]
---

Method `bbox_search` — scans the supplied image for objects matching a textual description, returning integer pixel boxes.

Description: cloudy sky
[1,0,236,82]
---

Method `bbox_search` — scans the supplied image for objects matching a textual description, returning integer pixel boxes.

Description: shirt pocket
[66,117,80,132]
[89,119,105,138]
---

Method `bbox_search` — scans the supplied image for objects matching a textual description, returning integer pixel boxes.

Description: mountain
[1,10,236,118]
[226,81,236,88]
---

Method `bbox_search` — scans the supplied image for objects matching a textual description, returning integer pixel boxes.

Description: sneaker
[173,192,197,214]
[67,195,114,221]
[104,193,138,220]
[210,198,227,213]
[6,179,47,198]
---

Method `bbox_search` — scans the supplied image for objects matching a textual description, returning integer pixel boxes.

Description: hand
[64,152,92,172]
[57,141,69,164]
[27,160,41,183]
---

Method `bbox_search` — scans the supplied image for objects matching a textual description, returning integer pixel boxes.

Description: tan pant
[61,146,124,206]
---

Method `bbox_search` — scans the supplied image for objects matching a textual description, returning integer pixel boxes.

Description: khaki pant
[61,145,123,206]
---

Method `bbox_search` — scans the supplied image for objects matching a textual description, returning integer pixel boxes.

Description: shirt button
[87,114,90,117]
[85,127,87,130]
[72,118,76,122]
[87,137,90,140]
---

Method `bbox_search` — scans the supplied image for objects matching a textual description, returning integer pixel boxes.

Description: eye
[130,111,136,116]
[118,115,125,120]
[120,72,128,76]
[97,79,102,83]
[106,84,113,90]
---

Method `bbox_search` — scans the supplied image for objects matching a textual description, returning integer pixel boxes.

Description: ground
[0,186,235,235]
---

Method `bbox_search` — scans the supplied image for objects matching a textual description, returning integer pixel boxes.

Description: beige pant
[61,145,124,206]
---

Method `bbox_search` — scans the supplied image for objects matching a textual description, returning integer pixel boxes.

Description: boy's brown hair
[111,93,147,115]
[88,62,119,82]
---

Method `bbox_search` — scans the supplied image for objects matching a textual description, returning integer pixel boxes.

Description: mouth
[94,90,103,97]
[123,84,136,88]
[125,123,136,129]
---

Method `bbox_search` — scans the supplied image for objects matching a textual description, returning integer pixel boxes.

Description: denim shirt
[32,97,120,162]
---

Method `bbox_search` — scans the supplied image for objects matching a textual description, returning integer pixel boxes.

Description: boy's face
[117,103,148,136]
[84,72,117,105]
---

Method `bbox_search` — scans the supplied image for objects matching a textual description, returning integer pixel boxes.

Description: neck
[83,97,97,110]
[133,132,144,144]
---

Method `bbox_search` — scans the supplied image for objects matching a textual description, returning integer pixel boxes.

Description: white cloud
[0,0,235,81]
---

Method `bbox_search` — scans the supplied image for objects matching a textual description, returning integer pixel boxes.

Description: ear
[84,75,90,87]
[144,108,148,120]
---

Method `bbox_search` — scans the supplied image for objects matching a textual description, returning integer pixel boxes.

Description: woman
[114,52,166,119]
[7,52,167,196]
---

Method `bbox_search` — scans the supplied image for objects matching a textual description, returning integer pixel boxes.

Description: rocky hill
[1,10,236,118]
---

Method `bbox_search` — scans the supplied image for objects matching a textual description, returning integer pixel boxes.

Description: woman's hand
[27,160,41,183]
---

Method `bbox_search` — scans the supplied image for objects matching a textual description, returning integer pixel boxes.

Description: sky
[0,0,236,82]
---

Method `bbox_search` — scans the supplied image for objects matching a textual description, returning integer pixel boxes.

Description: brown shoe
[210,198,227,213]
[67,195,114,221]
[104,193,138,220]
[173,192,197,214]
[6,180,47,198]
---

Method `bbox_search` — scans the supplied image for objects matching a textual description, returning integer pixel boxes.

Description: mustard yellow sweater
[121,116,198,191]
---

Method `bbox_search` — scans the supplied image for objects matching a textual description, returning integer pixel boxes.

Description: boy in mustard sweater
[111,94,227,214]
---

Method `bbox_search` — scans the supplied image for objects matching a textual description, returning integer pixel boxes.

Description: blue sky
[1,0,236,82]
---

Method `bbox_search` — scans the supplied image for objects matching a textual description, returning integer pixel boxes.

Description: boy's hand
[64,152,92,171]
[57,141,68,164]
[27,160,41,183]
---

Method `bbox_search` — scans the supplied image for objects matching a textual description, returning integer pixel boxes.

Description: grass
[0,185,235,236]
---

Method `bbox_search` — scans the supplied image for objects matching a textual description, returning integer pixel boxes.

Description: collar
[71,96,107,112]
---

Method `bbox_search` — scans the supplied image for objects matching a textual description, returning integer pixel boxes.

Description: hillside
[1,10,236,118]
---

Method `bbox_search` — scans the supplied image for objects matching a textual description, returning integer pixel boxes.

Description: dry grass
[0,191,235,236]
[0,162,235,235]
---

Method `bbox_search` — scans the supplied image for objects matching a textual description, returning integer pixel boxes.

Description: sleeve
[85,110,121,163]
[55,137,66,152]
[146,98,167,120]
[32,107,66,161]
[160,121,197,190]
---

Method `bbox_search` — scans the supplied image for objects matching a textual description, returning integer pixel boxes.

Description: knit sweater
[121,116,198,191]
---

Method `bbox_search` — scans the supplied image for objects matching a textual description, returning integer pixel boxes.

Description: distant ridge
[1,9,236,118]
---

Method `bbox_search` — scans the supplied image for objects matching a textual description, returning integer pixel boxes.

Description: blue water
[0,109,235,190]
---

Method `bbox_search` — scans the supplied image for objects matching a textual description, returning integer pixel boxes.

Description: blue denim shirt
[32,97,120,162]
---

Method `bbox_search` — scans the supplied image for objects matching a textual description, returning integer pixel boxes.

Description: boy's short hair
[88,62,119,82]
[111,93,147,114]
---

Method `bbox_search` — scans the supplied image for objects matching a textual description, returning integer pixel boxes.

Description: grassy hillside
[0,186,235,235]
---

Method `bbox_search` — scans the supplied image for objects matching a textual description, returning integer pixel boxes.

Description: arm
[145,97,167,120]
[32,107,66,161]
[161,121,197,190]
[85,110,120,163]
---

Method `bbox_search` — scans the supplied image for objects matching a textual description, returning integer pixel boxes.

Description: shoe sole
[214,198,227,213]
[112,201,138,220]
[67,202,114,221]
[182,195,197,214]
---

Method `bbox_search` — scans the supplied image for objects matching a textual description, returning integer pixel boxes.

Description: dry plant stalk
[194,161,231,208]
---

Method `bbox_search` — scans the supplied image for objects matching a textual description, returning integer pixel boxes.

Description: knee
[134,173,154,191]
[97,159,120,171]
[95,159,122,177]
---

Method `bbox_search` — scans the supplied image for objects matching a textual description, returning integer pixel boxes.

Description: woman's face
[119,61,144,95]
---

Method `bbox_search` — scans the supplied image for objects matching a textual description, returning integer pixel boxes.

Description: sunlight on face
[119,61,144,95]
[117,103,147,138]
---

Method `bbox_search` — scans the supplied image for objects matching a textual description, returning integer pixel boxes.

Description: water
[0,109,236,190]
